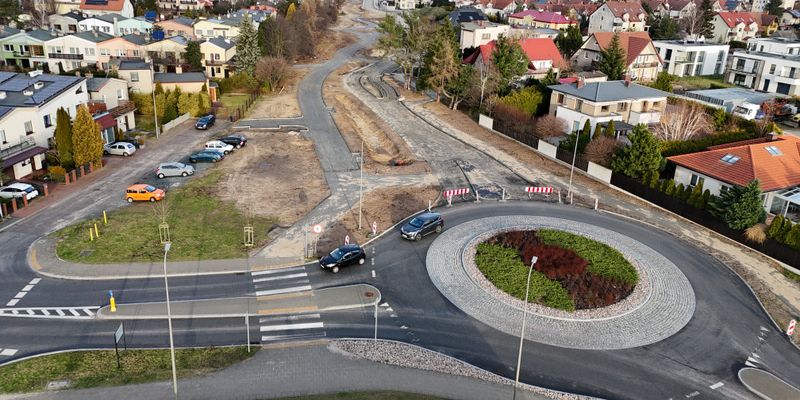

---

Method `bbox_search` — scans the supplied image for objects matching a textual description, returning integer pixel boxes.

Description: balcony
[632,62,660,69]
[629,109,662,125]
[0,137,36,160]
[205,59,226,66]
[48,53,84,60]
[109,100,137,117]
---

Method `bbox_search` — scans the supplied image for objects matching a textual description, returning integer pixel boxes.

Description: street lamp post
[152,87,160,140]
[358,140,364,230]
[567,125,580,204]
[512,256,538,400]
[162,242,178,399]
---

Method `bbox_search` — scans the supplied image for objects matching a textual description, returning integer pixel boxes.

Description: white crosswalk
[5,277,42,307]
[250,266,326,343]
[0,307,99,320]
[251,265,312,297]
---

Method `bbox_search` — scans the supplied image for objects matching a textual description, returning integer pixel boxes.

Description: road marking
[56,309,65,316]
[709,382,724,390]
[257,291,313,301]
[13,292,27,299]
[259,313,321,323]
[29,278,41,285]
[0,348,19,356]
[258,306,318,316]
[371,270,376,278]
[41,309,50,316]
[69,309,81,316]
[251,266,306,276]
[252,272,308,283]
[5,299,19,307]
[25,310,34,315]
[259,322,324,332]
[255,285,312,297]
[0,307,99,320]
[83,308,95,316]
[746,356,760,365]
[260,332,327,342]
[21,285,34,292]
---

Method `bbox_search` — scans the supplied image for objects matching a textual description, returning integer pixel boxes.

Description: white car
[104,142,137,157]
[0,183,39,200]
[204,140,234,155]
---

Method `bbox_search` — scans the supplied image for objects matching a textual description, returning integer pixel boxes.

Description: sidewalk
[739,367,800,399]
[96,284,381,319]
[29,236,303,280]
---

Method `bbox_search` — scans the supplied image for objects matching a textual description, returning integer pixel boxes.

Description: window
[481,33,490,40]
[765,145,782,156]
[601,105,609,112]
[117,49,125,57]
[2,44,12,51]
[690,174,704,187]
[117,89,124,99]
[130,71,139,82]
[618,102,628,112]
[69,47,79,54]
[24,121,33,135]
[80,24,87,30]
[49,46,61,54]
[133,50,140,57]
[86,48,95,56]
[720,154,740,164]
[43,114,52,128]
[208,29,214,36]
[214,53,220,60]
[102,26,110,33]
[100,48,109,55]
[0,129,5,144]
[736,58,745,70]
[576,99,583,111]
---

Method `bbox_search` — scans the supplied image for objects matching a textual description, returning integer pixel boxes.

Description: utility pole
[152,81,160,139]
[513,256,538,400]
[567,125,581,202]
[162,243,178,400]
[358,140,364,230]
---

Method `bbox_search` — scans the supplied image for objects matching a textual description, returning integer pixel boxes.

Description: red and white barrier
[525,187,553,194]
[443,188,470,197]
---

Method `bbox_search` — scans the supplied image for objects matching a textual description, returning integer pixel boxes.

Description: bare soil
[324,62,429,175]
[316,185,440,256]
[215,131,329,225]
[246,69,307,119]
[313,29,358,62]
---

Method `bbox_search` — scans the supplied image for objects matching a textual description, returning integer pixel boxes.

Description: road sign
[113,322,126,369]
[788,319,797,336]
[345,235,350,245]
[312,224,323,234]
[443,188,470,197]
[525,187,554,193]
[371,221,377,235]
[114,323,124,344]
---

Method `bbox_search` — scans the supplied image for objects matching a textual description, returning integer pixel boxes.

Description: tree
[605,119,616,138]
[560,120,592,153]
[698,0,715,40]
[534,115,568,138]
[377,12,431,91]
[423,22,460,103]
[651,71,675,92]
[778,217,793,242]
[258,17,284,58]
[286,2,297,19]
[682,7,708,41]
[71,106,103,167]
[610,124,663,178]
[555,25,583,58]
[445,65,477,110]
[766,0,784,16]
[54,107,74,169]
[235,14,261,75]
[255,56,292,91]
[177,92,193,116]
[476,59,499,110]
[655,100,712,141]
[22,0,54,29]
[492,36,529,92]
[649,16,680,40]
[711,180,767,230]
[583,136,619,166]
[597,33,627,80]
[785,224,800,249]
[184,41,202,72]
[498,86,543,116]
[767,215,785,239]
[154,82,164,95]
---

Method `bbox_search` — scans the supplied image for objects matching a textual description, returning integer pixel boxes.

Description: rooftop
[653,39,730,47]
[154,72,206,83]
[80,0,127,12]
[93,13,127,23]
[548,80,669,102]
[0,71,84,108]
[685,87,784,103]
[73,30,115,43]
[117,60,151,70]
[206,36,235,50]
[509,10,574,24]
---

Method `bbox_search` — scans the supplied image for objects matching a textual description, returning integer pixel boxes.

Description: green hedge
[536,230,639,286]
[661,130,758,157]
[475,243,575,311]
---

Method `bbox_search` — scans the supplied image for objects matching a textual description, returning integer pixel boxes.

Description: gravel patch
[329,339,598,400]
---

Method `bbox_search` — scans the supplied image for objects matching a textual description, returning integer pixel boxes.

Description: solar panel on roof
[84,0,108,4]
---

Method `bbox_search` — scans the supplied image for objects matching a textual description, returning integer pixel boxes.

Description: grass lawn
[0,347,256,394]
[536,230,639,286]
[220,93,252,112]
[54,170,277,263]
[673,75,733,91]
[135,113,155,133]
[279,393,443,400]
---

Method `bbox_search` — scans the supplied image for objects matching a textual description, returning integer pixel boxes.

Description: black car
[401,212,444,241]
[195,114,215,130]
[217,134,247,148]
[319,244,366,273]
[189,151,223,163]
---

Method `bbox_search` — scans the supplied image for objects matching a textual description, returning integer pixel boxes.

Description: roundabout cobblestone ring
[425,215,696,350]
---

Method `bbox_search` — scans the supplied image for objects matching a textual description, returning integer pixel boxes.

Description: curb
[738,367,800,400]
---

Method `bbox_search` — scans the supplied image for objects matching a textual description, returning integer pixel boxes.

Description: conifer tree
[71,106,103,167]
[54,107,74,169]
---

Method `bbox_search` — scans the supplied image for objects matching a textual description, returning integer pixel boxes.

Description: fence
[221,92,260,122]
[611,172,800,269]
[162,112,191,133]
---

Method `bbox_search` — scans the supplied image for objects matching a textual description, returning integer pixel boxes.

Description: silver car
[104,142,136,157]
[155,162,195,179]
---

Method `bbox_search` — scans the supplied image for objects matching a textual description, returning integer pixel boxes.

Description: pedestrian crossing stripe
[0,307,99,319]
[0,348,19,356]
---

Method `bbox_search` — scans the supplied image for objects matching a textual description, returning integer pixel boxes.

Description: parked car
[189,151,223,163]
[200,148,226,159]
[204,140,234,154]
[125,184,165,203]
[196,114,215,130]
[103,142,137,157]
[319,244,366,273]
[155,162,195,178]
[0,182,39,200]
[217,134,247,148]
[400,212,444,241]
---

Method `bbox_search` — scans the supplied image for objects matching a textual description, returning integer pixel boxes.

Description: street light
[162,242,178,399]
[567,124,581,204]
[512,256,538,400]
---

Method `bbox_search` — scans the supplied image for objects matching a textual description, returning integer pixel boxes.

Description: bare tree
[583,136,620,167]
[534,115,569,138]
[22,0,55,29]
[476,60,499,110]
[655,101,712,141]
[255,56,293,92]
[681,8,705,41]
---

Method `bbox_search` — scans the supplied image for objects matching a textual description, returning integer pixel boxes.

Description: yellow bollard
[90,228,94,241]
[103,210,107,225]
[94,223,99,238]
[110,296,117,313]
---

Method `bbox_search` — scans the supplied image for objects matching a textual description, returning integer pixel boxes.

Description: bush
[778,218,793,243]
[534,115,568,138]
[767,215,785,239]
[493,102,535,138]
[536,229,638,285]
[661,130,759,157]
[216,74,260,93]
[675,183,685,198]
[498,86,544,116]
[744,224,767,244]
[785,224,800,249]
[583,136,619,166]
[664,179,676,195]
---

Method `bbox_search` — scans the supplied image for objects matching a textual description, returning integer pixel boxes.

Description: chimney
[576,74,585,89]
[623,73,631,87]
[85,72,93,79]
[92,29,98,38]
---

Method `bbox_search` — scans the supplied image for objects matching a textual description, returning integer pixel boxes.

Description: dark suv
[319,244,366,273]
[217,134,247,148]
[195,114,215,130]
[401,212,444,241]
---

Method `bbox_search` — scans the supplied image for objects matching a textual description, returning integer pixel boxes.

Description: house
[548,77,669,135]
[144,35,188,72]
[712,12,760,43]
[668,135,800,215]
[200,37,236,78]
[508,10,577,30]
[748,37,800,55]
[0,71,88,180]
[49,11,87,34]
[464,38,567,79]
[684,87,781,112]
[541,1,598,25]
[97,34,148,70]
[448,7,488,26]
[0,29,54,71]
[154,71,207,93]
[78,13,125,36]
[572,31,663,82]
[193,10,270,40]
[155,17,196,39]
[460,21,510,50]
[473,0,517,17]
[781,9,800,27]
[158,0,212,12]
[724,48,800,95]
[80,0,135,19]
[55,0,82,14]
[587,1,647,34]
[755,13,778,37]
[654,40,729,76]
[508,27,561,39]
[112,59,153,93]
[117,17,154,36]
[86,77,136,141]
[45,30,114,73]
[396,0,416,10]
[645,0,697,19]
[749,0,793,12]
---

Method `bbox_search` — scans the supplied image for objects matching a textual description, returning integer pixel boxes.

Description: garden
[475,230,638,312]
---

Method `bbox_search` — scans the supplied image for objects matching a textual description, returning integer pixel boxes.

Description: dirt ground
[324,62,429,175]
[315,185,441,256]
[314,29,358,62]
[246,68,307,119]
[214,131,329,225]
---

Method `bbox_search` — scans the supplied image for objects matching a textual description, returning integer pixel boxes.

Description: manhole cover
[79,249,94,257]
[46,380,71,391]
[364,292,375,298]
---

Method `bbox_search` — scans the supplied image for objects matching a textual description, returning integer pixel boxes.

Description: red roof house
[464,38,567,77]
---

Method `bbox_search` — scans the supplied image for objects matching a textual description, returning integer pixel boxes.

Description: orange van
[125,184,165,203]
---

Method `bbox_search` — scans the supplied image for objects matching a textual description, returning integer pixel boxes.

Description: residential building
[508,27,561,39]
[541,1,598,25]
[473,0,517,17]
[112,59,153,93]
[781,9,800,27]
[464,38,567,79]
[45,30,113,73]
[587,1,647,34]
[157,0,212,12]
[0,71,87,180]
[97,34,148,70]
[201,37,236,78]
[396,0,416,10]
[684,87,780,112]
[724,48,800,95]
[78,13,125,35]
[144,35,188,72]
[668,135,800,215]
[548,78,669,135]
[117,17,154,36]
[747,37,800,55]
[155,17,195,39]
[86,77,136,140]
[55,0,83,14]
[49,11,87,34]
[645,0,697,19]
[154,71,207,92]
[572,31,663,82]
[459,21,510,50]
[756,13,779,37]
[193,10,270,40]
[508,10,577,30]
[712,12,760,43]
[654,40,729,76]
[80,0,135,19]
[448,6,488,26]
[0,29,55,71]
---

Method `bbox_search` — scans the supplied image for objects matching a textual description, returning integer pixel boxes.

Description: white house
[86,77,136,138]
[473,0,516,17]
[724,48,800,95]
[747,37,800,55]
[654,40,729,76]
[79,13,125,36]
[0,71,88,180]
[200,37,236,79]
[49,11,87,34]
[112,59,153,94]
[781,9,800,27]
[459,21,510,50]
[45,30,113,72]
[587,1,647,34]
[117,17,153,36]
[712,12,759,43]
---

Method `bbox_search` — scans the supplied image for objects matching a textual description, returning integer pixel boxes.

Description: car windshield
[409,218,424,228]
[145,185,156,192]
[328,248,345,260]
